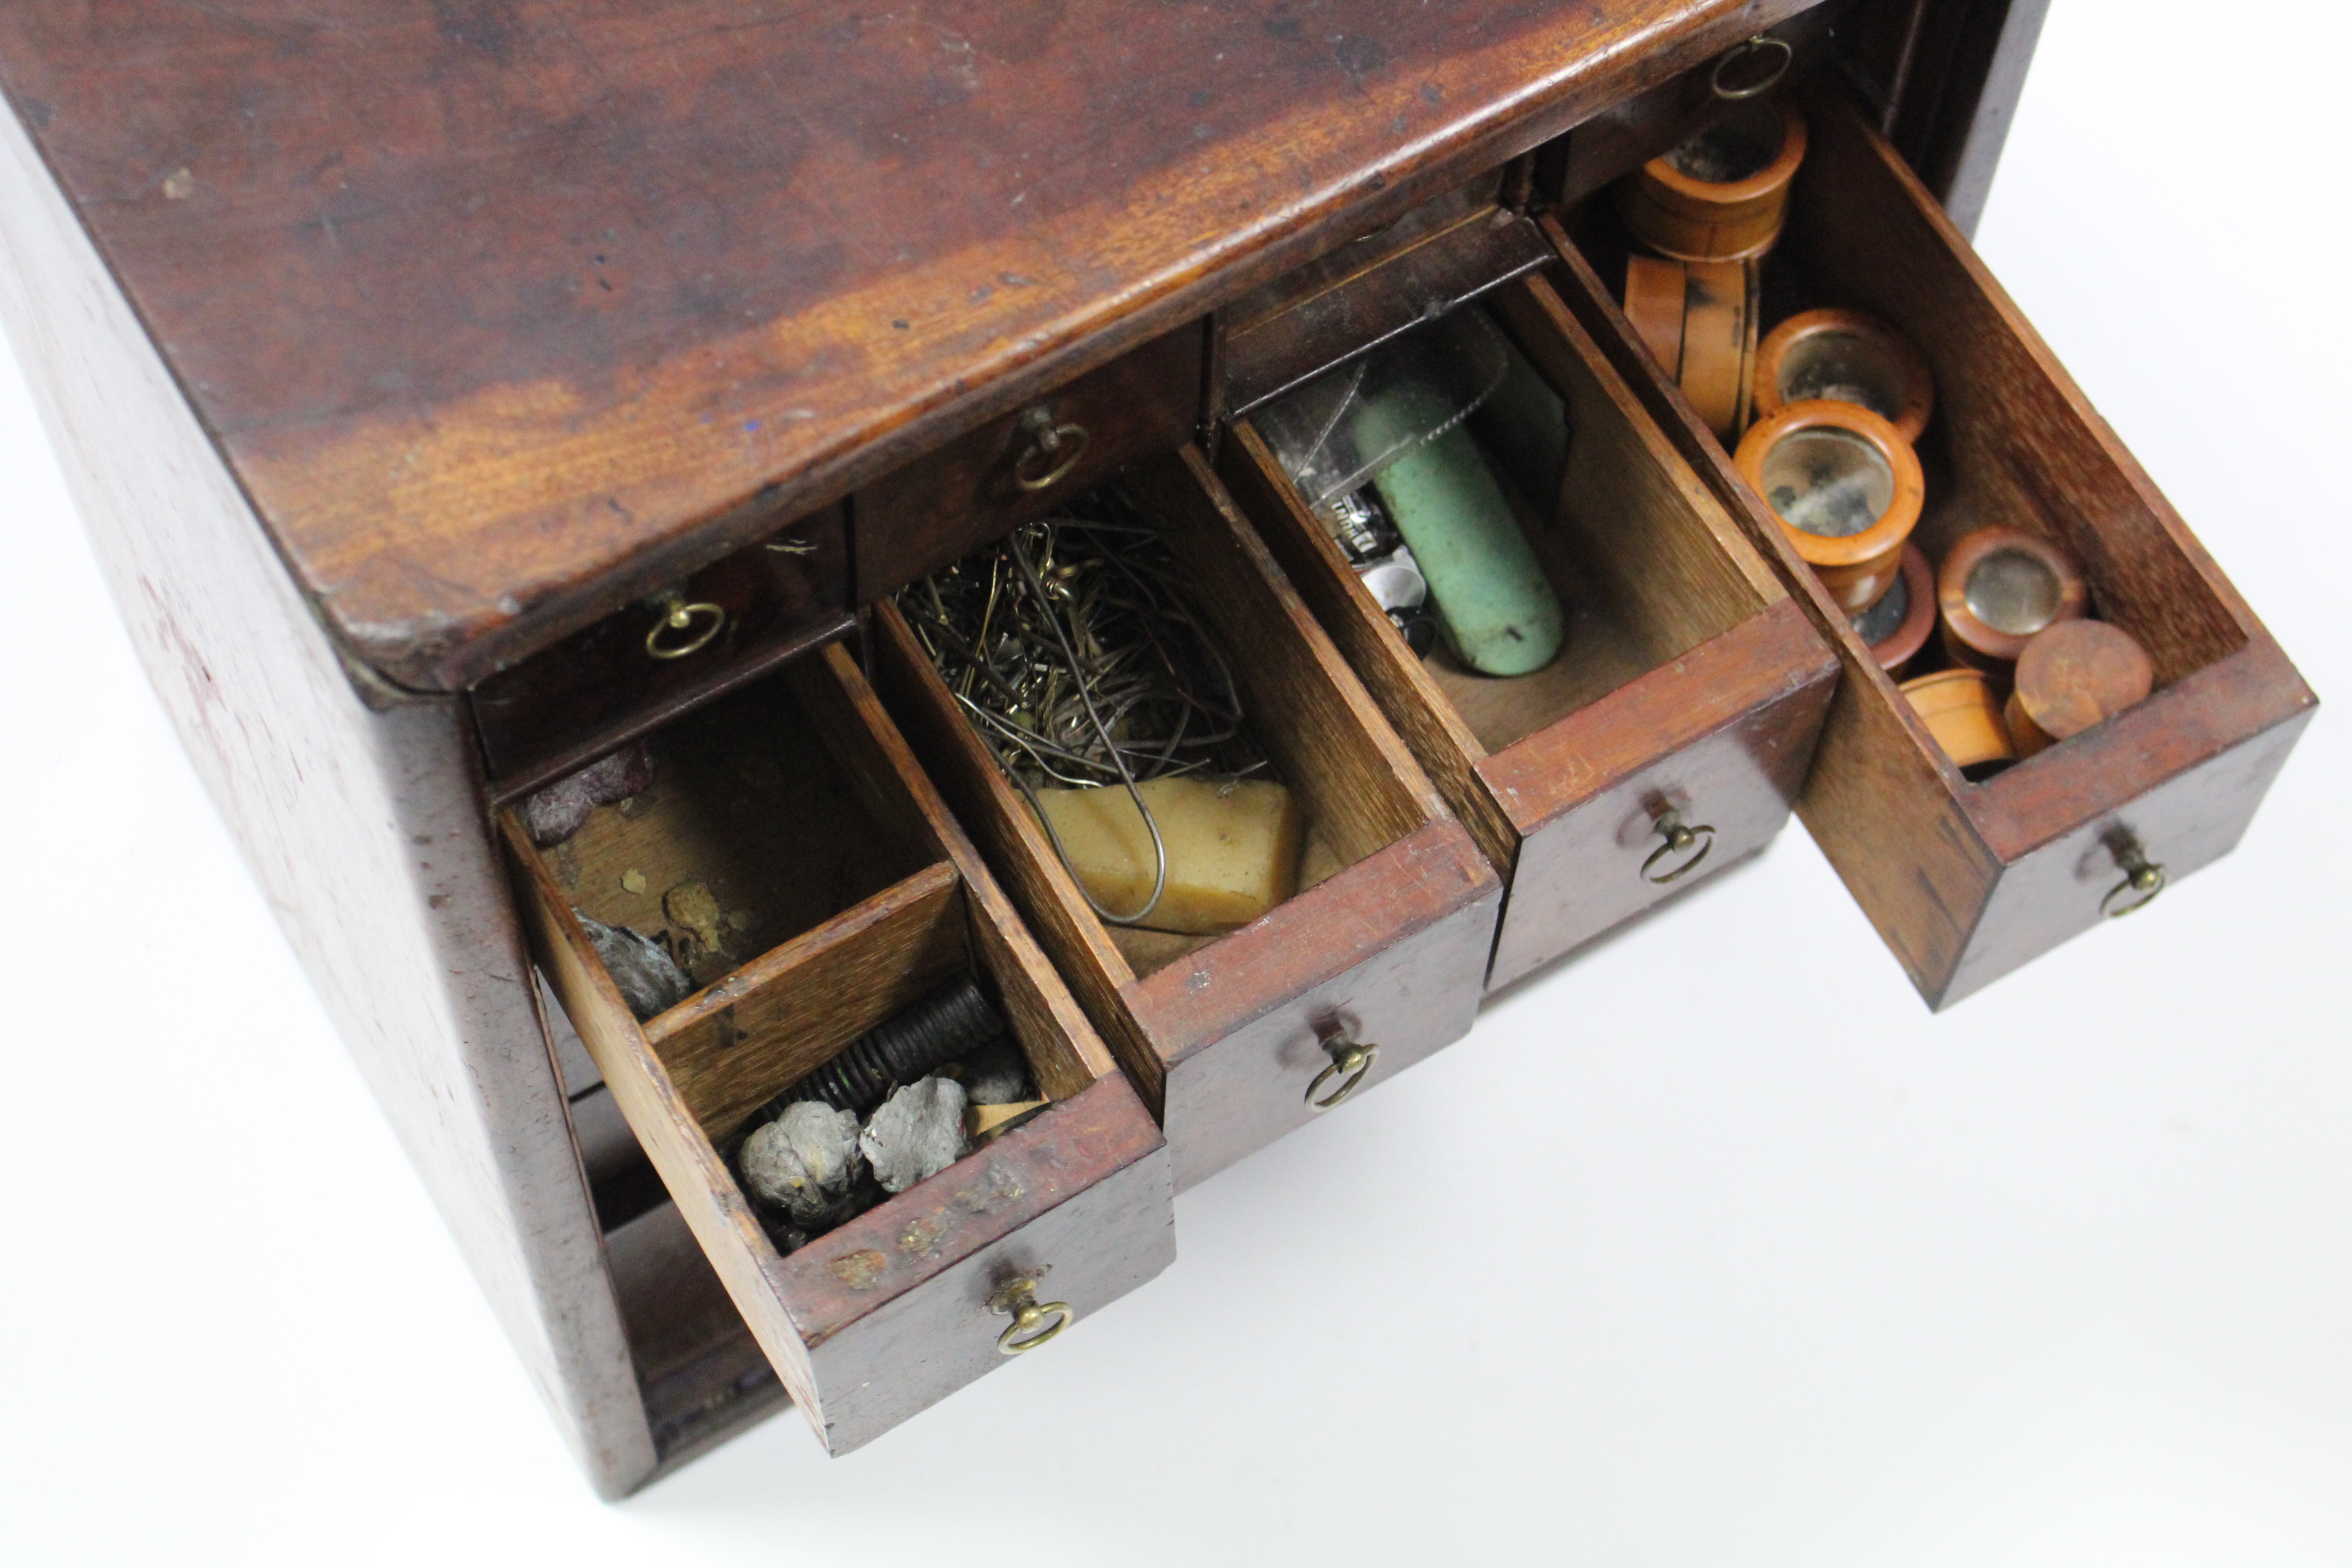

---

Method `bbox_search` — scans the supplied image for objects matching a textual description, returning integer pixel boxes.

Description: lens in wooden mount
[1733,399,1924,611]
[1900,667,2016,778]
[1618,98,1808,263]
[2004,619,2155,759]
[1753,308,1935,443]
[1936,526,2088,672]
[1849,542,1935,674]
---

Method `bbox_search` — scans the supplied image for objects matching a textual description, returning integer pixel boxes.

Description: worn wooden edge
[643,860,966,1135]
[1475,598,1838,830]
[807,639,1124,1095]
[1147,444,1451,849]
[1497,270,1788,607]
[483,609,859,804]
[1125,817,1499,1067]
[868,598,1160,1106]
[1216,420,1519,879]
[496,807,826,1422]
[176,1,1827,695]
[772,1075,1165,1352]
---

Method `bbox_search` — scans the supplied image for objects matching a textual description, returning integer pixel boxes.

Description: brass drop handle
[990,1277,1074,1355]
[1304,1024,1379,1112]
[2101,842,2168,919]
[1711,33,1793,100]
[1013,404,1090,492]
[1642,808,1716,885]
[644,592,726,660]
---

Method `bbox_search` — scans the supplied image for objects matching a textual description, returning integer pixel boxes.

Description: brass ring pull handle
[1013,405,1090,493]
[644,595,726,660]
[1711,34,1793,100]
[2100,843,2168,919]
[1642,810,1717,885]
[1305,1028,1379,1112]
[990,1278,1074,1355]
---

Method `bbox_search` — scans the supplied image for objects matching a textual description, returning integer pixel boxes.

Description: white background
[3,3,2345,1563]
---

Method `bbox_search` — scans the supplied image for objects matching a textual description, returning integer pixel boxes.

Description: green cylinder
[1364,410,1566,677]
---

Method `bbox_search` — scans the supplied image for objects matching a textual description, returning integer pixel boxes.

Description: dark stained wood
[472,504,850,790]
[504,641,1171,1454]
[0,0,1829,691]
[857,322,1205,596]
[1222,269,1835,990]
[1542,82,2316,1007]
[604,1200,786,1465]
[1221,178,1549,414]
[869,444,1501,1190]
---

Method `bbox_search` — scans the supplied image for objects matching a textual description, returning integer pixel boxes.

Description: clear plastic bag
[1253,307,1515,514]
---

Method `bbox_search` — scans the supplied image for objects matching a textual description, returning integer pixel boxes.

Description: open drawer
[871,447,1503,1191]
[1544,84,2317,1008]
[1219,273,1839,990]
[502,643,1173,1454]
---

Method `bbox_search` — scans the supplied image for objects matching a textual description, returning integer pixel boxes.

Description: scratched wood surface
[0,0,1831,689]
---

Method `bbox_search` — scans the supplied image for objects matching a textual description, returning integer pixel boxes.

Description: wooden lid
[1753,308,1934,442]
[0,3,1748,689]
[1732,399,1924,570]
[2012,619,2153,740]
[1936,526,2089,667]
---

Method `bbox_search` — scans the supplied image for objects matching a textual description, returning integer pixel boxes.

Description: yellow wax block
[1032,777,1304,935]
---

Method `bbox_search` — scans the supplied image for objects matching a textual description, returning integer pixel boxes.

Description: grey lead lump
[739,1102,866,1226]
[576,912,693,1021]
[860,1078,970,1194]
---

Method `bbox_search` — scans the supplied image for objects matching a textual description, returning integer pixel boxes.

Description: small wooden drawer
[502,643,1173,1454]
[870,447,1503,1191]
[1545,84,2317,1008]
[856,323,1207,598]
[472,506,852,793]
[1220,274,1838,990]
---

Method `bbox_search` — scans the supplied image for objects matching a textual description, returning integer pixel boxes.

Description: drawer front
[1144,821,1501,1190]
[869,444,1503,1190]
[473,505,851,791]
[857,323,1206,597]
[1542,84,2315,1007]
[1479,602,1835,990]
[504,644,1172,1454]
[1220,266,1835,992]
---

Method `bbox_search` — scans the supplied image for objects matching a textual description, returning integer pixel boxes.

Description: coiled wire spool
[768,977,1004,1115]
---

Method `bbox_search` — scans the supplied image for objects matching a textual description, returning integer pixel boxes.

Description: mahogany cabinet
[2,0,2307,1497]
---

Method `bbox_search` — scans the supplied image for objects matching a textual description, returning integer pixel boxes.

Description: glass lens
[1965,548,2062,635]
[1762,427,1894,538]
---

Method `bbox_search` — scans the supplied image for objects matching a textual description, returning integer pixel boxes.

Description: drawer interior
[1544,80,2314,1004]
[505,647,1169,1452]
[873,444,1499,1188]
[885,450,1438,984]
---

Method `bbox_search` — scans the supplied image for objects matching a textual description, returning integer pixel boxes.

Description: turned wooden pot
[1901,666,2015,775]
[1850,542,1935,674]
[1937,525,2088,672]
[1618,98,1808,263]
[1753,308,1935,443]
[1735,399,1924,611]
[2004,619,2154,758]
[1624,254,1757,442]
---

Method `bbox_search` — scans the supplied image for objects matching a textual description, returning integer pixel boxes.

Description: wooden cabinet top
[0,0,1800,688]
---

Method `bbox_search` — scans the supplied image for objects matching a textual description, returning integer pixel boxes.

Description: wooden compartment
[503,643,1173,1455]
[871,447,1503,1191]
[472,504,853,795]
[857,322,1208,598]
[1544,82,2317,1008]
[1220,274,1838,990]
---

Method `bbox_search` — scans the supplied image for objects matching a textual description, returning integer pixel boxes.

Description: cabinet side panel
[0,102,657,1497]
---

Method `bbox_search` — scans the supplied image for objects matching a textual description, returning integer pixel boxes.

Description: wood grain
[1541,81,2316,1006]
[0,0,1826,689]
